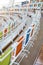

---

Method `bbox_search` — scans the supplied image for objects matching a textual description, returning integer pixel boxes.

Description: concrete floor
[13,13,43,65]
[34,45,43,65]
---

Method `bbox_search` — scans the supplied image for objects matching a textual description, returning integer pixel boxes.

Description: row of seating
[10,10,41,65]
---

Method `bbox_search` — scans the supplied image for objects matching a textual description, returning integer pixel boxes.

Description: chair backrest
[30,28,34,37]
[15,36,24,56]
[24,24,35,45]
[25,33,30,45]
[16,42,22,56]
[27,29,31,33]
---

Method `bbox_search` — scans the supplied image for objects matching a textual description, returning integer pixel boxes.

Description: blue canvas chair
[25,33,30,45]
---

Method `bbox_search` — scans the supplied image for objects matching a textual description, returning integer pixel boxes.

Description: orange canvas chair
[15,36,24,56]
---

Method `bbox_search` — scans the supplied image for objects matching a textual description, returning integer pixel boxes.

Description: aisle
[34,45,43,65]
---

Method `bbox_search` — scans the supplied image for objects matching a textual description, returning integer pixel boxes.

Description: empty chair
[25,33,30,45]
[15,36,24,56]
